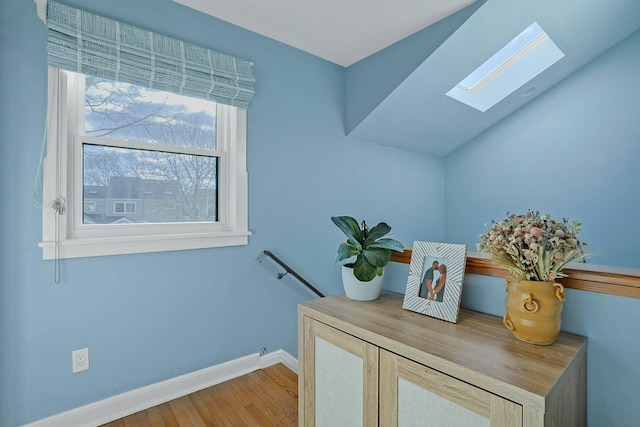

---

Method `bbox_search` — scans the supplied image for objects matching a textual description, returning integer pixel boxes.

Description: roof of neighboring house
[84,186,108,199]
[83,213,136,224]
[105,177,180,199]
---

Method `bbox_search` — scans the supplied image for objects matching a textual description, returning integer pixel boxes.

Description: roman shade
[45,0,255,109]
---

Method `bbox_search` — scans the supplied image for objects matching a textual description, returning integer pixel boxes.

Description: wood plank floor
[100,363,298,427]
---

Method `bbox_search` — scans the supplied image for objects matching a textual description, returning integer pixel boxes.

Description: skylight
[446,22,565,112]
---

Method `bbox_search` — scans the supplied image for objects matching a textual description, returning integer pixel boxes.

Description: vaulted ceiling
[174,0,640,156]
[171,0,476,66]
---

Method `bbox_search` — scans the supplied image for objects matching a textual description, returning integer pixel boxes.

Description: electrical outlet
[72,348,89,373]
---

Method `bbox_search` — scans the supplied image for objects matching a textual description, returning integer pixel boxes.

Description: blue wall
[448,30,640,427]
[344,0,485,135]
[2,0,639,426]
[0,0,442,425]
[445,30,640,269]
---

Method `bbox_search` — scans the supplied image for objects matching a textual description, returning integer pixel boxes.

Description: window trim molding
[40,68,250,260]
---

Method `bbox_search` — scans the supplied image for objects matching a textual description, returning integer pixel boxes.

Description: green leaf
[353,255,377,282]
[331,216,362,242]
[336,242,357,262]
[346,238,362,252]
[363,247,391,267]
[368,238,404,252]
[363,222,391,246]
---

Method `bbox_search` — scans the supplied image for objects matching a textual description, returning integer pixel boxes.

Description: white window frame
[40,68,250,260]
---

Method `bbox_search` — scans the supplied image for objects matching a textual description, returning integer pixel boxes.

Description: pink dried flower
[477,211,586,281]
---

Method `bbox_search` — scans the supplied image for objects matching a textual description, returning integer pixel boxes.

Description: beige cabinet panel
[315,336,364,426]
[381,349,521,427]
[397,378,490,427]
[299,317,378,427]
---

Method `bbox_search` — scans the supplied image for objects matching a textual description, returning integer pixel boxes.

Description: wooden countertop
[299,292,587,411]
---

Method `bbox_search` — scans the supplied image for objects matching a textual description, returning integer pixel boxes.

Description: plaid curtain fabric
[46,1,255,109]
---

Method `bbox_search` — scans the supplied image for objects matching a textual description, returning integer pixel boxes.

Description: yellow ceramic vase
[503,276,565,345]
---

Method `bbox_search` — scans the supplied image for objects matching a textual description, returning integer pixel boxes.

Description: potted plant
[331,216,404,300]
[477,210,586,344]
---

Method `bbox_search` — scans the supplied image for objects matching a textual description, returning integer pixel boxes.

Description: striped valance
[45,1,255,109]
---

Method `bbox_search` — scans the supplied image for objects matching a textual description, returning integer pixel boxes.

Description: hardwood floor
[100,363,298,427]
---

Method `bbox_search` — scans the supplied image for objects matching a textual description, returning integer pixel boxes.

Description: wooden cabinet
[298,293,586,427]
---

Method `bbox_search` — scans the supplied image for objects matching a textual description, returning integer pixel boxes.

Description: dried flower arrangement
[477,211,586,281]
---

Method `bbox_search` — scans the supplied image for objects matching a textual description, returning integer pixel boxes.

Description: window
[40,69,249,259]
[446,22,565,112]
[114,202,137,214]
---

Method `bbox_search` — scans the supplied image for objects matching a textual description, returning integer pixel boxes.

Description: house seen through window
[82,75,219,225]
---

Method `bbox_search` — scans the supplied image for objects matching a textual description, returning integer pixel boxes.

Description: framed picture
[402,241,467,323]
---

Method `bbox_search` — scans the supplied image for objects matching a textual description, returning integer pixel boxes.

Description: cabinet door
[299,317,379,427]
[380,350,522,427]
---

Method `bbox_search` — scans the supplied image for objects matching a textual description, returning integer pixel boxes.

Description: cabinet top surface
[300,292,586,402]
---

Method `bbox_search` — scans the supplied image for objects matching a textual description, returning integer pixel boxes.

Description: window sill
[40,230,251,260]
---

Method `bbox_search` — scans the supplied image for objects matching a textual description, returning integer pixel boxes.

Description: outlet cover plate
[72,348,89,373]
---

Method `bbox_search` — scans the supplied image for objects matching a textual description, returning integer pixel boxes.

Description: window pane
[83,144,218,224]
[82,74,217,150]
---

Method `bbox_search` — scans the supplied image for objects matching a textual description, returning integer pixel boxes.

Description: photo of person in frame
[418,256,447,301]
[433,263,447,302]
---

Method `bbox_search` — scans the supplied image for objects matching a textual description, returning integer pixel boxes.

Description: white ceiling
[172,0,476,66]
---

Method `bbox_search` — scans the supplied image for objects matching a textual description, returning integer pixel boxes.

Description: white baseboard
[260,348,298,373]
[24,350,298,427]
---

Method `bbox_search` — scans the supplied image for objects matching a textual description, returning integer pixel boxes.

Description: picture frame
[402,241,468,323]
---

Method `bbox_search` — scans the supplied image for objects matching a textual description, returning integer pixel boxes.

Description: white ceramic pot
[341,264,384,301]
